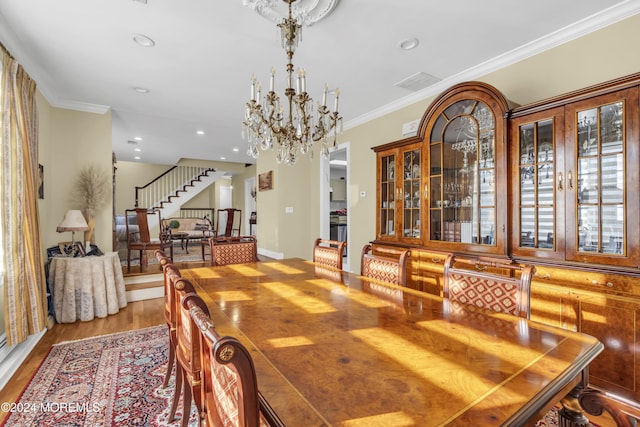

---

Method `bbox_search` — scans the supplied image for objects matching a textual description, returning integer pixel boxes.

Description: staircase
[135,166,223,218]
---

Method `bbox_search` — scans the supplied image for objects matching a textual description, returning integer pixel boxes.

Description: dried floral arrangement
[72,165,109,211]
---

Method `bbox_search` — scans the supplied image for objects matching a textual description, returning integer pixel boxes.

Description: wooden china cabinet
[372,74,640,403]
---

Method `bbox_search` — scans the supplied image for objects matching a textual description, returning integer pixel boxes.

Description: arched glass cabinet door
[424,82,509,255]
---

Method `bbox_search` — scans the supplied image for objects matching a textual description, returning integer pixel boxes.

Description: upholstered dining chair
[172,277,209,427]
[207,236,259,266]
[187,294,283,427]
[155,250,181,389]
[125,208,173,272]
[442,254,535,319]
[360,244,410,286]
[313,238,346,270]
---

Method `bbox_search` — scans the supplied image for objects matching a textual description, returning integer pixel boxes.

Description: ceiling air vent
[127,140,138,145]
[394,72,440,92]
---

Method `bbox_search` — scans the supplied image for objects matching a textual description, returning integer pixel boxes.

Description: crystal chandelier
[242,0,343,165]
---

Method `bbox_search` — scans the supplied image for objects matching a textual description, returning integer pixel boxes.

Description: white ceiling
[0,0,638,166]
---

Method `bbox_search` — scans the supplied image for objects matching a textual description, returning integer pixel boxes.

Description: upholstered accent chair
[208,236,259,266]
[173,277,208,427]
[312,238,346,270]
[360,244,410,286]
[125,208,173,272]
[188,296,283,427]
[443,254,535,319]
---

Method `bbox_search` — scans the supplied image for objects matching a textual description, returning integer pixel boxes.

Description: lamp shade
[56,210,90,232]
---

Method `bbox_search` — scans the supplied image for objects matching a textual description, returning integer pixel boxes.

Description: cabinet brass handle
[430,258,442,264]
[568,170,574,190]
[591,280,614,288]
[475,265,487,271]
[557,172,563,191]
[535,272,551,280]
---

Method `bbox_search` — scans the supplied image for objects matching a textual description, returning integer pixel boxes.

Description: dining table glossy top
[181,258,603,427]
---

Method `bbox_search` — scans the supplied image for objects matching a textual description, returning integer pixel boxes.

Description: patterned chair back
[188,299,278,427]
[443,254,535,319]
[210,236,258,266]
[360,244,410,286]
[313,238,346,270]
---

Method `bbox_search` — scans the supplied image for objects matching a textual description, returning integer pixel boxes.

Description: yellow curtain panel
[1,48,47,346]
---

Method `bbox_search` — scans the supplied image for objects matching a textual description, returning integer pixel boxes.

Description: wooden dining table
[181,258,604,427]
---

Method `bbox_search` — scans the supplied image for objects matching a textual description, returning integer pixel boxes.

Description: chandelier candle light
[243,0,343,165]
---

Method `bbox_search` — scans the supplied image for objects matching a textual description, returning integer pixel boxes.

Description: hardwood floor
[0,298,165,424]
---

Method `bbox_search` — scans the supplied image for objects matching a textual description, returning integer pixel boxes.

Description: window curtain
[1,47,47,346]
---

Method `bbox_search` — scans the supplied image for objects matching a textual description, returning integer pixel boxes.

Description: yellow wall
[37,94,113,253]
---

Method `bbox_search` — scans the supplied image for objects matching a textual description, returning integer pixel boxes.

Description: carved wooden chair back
[216,208,242,240]
[125,208,173,272]
[313,238,346,270]
[443,254,534,319]
[172,277,209,426]
[188,297,277,427]
[209,236,258,266]
[360,244,410,286]
[155,250,181,389]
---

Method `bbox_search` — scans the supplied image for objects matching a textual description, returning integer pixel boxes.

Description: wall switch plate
[285,206,294,213]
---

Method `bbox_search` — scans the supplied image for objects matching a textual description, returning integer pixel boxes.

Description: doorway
[321,143,350,270]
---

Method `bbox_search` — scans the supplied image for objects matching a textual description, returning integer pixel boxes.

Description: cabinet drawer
[532,265,640,298]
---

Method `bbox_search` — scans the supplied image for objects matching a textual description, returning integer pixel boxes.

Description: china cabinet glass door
[565,88,639,267]
[510,107,564,260]
[428,100,497,247]
[379,153,396,238]
[401,147,421,240]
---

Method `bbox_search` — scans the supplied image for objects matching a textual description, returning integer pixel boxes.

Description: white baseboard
[0,328,46,392]
[258,247,284,260]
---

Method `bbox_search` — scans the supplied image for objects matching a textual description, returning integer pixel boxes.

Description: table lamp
[56,209,89,244]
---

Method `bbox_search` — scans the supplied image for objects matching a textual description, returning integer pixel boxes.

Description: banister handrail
[134,166,215,208]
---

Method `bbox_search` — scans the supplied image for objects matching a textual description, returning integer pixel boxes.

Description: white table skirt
[49,252,128,323]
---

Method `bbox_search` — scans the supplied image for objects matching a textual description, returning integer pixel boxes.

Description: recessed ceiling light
[399,37,419,50]
[134,148,141,152]
[196,130,205,135]
[133,87,150,93]
[134,136,142,141]
[134,156,141,160]
[232,148,239,152]
[220,156,226,160]
[133,34,155,47]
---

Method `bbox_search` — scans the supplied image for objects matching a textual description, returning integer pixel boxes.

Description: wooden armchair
[173,277,209,427]
[188,296,282,427]
[313,238,346,270]
[579,387,640,427]
[443,254,534,319]
[155,250,181,389]
[125,208,173,272]
[207,236,258,266]
[216,208,242,240]
[360,244,410,286]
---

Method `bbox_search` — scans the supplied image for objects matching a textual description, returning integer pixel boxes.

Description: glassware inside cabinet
[576,102,624,255]
[518,119,555,249]
[429,99,496,244]
[380,154,395,236]
[402,149,421,238]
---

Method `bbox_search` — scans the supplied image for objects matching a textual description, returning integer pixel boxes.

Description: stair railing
[135,166,215,209]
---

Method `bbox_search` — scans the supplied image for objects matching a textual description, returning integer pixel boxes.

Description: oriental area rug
[1,325,198,427]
